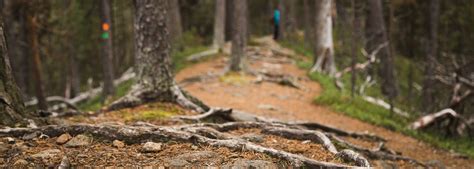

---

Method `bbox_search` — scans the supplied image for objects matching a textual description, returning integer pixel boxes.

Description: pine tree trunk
[303,0,313,49]
[212,0,226,49]
[278,0,296,40]
[311,0,336,76]
[0,15,31,126]
[166,0,183,43]
[107,0,208,113]
[229,0,247,72]
[100,0,116,98]
[3,0,31,99]
[366,0,398,101]
[421,0,440,114]
[26,15,47,110]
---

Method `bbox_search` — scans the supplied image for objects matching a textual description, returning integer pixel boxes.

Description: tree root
[106,84,209,113]
[327,133,426,167]
[0,123,353,168]
[254,71,301,89]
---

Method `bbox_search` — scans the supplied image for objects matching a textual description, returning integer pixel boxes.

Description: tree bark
[3,0,31,99]
[350,0,357,97]
[303,0,313,50]
[26,15,47,110]
[279,0,296,40]
[0,15,31,126]
[311,0,336,76]
[229,0,247,72]
[107,0,208,113]
[366,0,398,101]
[212,0,226,49]
[100,0,116,98]
[421,0,440,114]
[166,0,183,43]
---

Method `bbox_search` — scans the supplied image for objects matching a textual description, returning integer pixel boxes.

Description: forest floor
[1,37,473,168]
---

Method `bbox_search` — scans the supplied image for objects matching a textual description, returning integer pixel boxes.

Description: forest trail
[176,36,474,168]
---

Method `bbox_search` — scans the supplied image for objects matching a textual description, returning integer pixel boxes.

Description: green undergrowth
[78,32,211,112]
[282,40,474,158]
[122,109,174,122]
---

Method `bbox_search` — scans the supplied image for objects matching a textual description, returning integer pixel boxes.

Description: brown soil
[176,37,474,168]
[0,136,283,167]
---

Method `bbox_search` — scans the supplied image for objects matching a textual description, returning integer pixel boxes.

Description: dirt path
[176,37,473,168]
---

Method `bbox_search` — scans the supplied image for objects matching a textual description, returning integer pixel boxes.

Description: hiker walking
[272,7,280,40]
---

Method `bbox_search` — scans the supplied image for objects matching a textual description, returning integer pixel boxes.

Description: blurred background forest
[3,0,474,157]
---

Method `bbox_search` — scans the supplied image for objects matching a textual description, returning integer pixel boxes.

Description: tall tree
[311,0,336,76]
[107,0,208,113]
[421,0,440,114]
[303,0,313,49]
[212,0,226,49]
[0,15,32,126]
[279,0,296,40]
[229,0,248,72]
[366,0,398,107]
[166,0,183,43]
[100,0,116,98]
[3,0,31,99]
[26,9,47,110]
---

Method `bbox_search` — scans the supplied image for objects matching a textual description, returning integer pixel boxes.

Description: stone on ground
[141,142,162,153]
[64,134,92,148]
[31,149,61,159]
[56,133,72,145]
[112,140,125,148]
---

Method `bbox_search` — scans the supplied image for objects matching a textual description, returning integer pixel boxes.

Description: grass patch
[122,109,174,122]
[281,39,474,158]
[219,72,253,86]
[309,71,474,158]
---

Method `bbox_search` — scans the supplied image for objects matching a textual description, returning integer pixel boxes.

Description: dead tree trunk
[166,0,183,43]
[0,16,32,126]
[350,0,358,97]
[229,0,247,72]
[107,0,209,113]
[26,15,47,110]
[311,0,336,76]
[366,0,398,103]
[100,0,116,98]
[421,0,440,114]
[212,0,226,49]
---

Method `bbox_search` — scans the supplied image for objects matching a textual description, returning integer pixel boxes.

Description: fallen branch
[186,48,219,62]
[362,96,409,117]
[254,71,301,89]
[410,108,459,130]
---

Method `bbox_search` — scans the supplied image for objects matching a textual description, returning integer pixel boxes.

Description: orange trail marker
[102,23,110,31]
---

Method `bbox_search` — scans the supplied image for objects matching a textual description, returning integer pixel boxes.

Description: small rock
[191,145,198,150]
[227,159,276,168]
[141,142,162,153]
[13,159,29,166]
[58,156,70,169]
[31,149,61,159]
[77,154,88,158]
[22,131,40,140]
[167,159,190,167]
[112,140,125,148]
[301,140,311,144]
[4,137,15,144]
[175,151,218,163]
[65,134,92,148]
[56,133,72,145]
[240,133,264,143]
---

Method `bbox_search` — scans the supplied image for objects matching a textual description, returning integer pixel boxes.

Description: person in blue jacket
[272,8,280,40]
